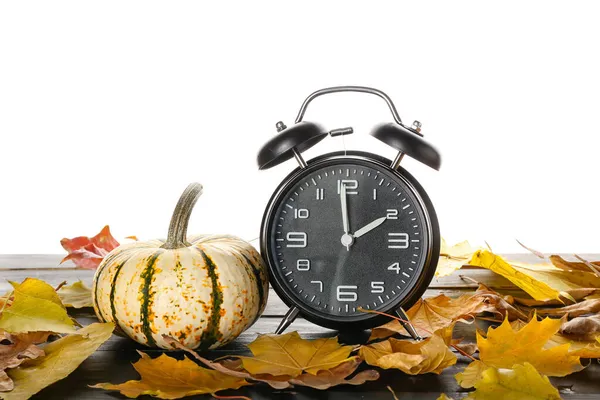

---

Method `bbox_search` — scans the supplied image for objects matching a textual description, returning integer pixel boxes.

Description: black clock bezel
[260,151,440,331]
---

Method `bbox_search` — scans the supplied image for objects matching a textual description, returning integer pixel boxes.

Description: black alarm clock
[257,86,441,339]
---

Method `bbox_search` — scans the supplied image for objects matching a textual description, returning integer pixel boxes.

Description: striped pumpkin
[92,183,268,350]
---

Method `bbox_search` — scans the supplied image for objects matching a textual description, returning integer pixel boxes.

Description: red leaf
[60,226,120,269]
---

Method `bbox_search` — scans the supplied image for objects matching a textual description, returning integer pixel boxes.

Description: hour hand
[353,216,387,239]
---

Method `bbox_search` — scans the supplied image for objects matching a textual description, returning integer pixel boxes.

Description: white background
[1,1,599,254]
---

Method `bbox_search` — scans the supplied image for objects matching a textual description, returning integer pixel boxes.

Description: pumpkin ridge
[140,251,163,347]
[196,247,223,350]
[95,247,139,321]
[242,254,265,323]
[93,251,121,321]
[109,259,129,331]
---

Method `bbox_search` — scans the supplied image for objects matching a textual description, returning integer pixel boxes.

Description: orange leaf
[60,226,120,269]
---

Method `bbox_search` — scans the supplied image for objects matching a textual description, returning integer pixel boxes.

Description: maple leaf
[237,331,354,377]
[478,317,583,377]
[0,331,49,391]
[57,280,93,308]
[0,278,75,334]
[92,351,249,399]
[369,294,487,340]
[510,319,600,359]
[162,335,378,391]
[360,325,456,375]
[3,322,114,400]
[60,225,120,269]
[466,363,561,400]
[436,239,477,277]
[369,283,523,340]
[469,250,600,302]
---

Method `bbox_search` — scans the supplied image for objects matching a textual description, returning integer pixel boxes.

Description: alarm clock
[257,86,441,339]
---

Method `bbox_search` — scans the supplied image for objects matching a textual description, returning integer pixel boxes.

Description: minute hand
[353,216,388,239]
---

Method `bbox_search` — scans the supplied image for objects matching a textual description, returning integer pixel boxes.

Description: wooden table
[1,254,600,399]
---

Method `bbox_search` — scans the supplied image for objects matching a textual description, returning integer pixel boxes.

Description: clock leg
[274,306,300,334]
[395,307,422,341]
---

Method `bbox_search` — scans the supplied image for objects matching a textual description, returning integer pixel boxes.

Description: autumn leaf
[370,283,523,340]
[478,317,583,377]
[3,322,114,400]
[360,325,456,375]
[560,314,600,342]
[237,331,354,377]
[0,331,49,391]
[466,363,561,400]
[513,288,600,307]
[163,335,378,390]
[369,294,487,340]
[437,395,455,400]
[0,278,75,334]
[92,351,249,399]
[550,255,600,273]
[60,225,120,269]
[469,250,600,302]
[57,281,93,308]
[455,360,486,389]
[524,299,600,318]
[436,239,477,277]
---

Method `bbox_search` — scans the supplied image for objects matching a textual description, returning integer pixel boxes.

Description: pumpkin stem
[161,182,203,249]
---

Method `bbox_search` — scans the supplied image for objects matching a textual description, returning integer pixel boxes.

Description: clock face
[263,154,436,326]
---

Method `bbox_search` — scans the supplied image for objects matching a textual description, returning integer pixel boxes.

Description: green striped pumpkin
[92,183,268,350]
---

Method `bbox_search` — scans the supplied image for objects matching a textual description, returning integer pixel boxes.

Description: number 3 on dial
[388,233,409,249]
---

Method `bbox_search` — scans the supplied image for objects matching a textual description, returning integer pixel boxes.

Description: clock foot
[395,307,422,341]
[274,306,300,334]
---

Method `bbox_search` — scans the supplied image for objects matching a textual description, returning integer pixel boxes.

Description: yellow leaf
[360,325,456,375]
[3,322,114,400]
[92,351,248,399]
[470,250,600,302]
[478,317,583,377]
[511,319,600,358]
[455,360,486,389]
[469,250,561,301]
[163,335,379,391]
[370,286,509,340]
[57,280,93,308]
[0,278,75,334]
[239,331,354,377]
[436,239,477,277]
[466,362,561,400]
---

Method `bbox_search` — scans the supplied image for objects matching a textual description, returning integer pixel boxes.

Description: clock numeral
[337,179,358,195]
[371,281,385,293]
[388,233,409,249]
[386,209,398,219]
[336,285,358,302]
[388,262,401,274]
[286,232,307,248]
[294,208,309,219]
[373,189,377,200]
[316,188,324,200]
[297,259,310,271]
[310,280,323,292]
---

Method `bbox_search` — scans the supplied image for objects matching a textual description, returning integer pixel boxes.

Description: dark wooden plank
[27,313,600,400]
